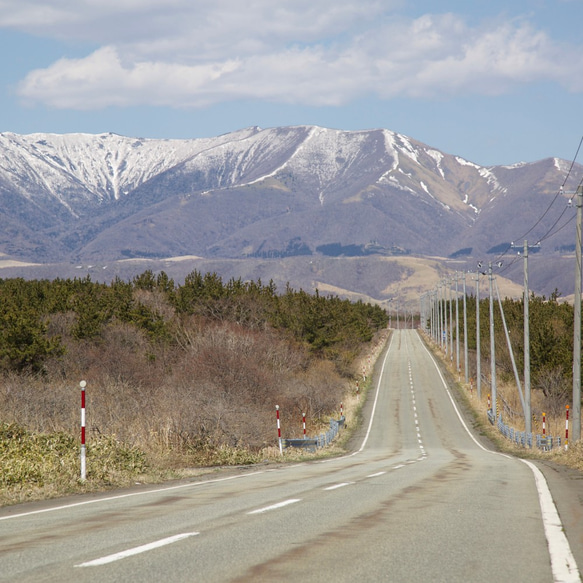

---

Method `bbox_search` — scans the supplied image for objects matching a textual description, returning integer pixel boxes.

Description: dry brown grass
[426,335,583,471]
[0,314,389,505]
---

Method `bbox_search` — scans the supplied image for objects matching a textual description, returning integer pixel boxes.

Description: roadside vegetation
[431,290,583,470]
[464,291,573,416]
[0,271,388,505]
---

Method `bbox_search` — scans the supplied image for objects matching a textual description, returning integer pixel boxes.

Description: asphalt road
[0,330,581,582]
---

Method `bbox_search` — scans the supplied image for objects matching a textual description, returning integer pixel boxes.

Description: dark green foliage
[0,270,386,375]
[457,291,575,394]
[173,271,388,365]
[0,279,64,371]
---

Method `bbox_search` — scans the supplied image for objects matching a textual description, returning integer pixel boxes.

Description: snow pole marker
[565,405,569,450]
[276,405,282,454]
[80,380,87,481]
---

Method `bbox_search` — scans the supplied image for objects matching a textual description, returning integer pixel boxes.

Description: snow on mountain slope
[5,129,576,242]
[0,125,472,215]
[0,128,261,210]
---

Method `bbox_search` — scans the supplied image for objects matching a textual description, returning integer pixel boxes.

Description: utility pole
[437,284,441,347]
[573,185,582,442]
[489,262,497,419]
[396,298,400,330]
[463,271,469,384]
[433,290,437,342]
[511,239,538,437]
[448,277,454,363]
[455,272,460,375]
[524,240,532,436]
[428,292,432,337]
[443,280,448,353]
[476,269,482,400]
[437,281,445,350]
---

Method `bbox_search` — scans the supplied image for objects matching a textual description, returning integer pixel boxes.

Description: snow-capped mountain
[0,125,580,296]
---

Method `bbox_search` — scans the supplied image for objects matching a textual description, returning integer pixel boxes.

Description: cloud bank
[3,0,582,110]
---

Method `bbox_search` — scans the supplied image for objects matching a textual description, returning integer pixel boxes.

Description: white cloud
[7,1,583,109]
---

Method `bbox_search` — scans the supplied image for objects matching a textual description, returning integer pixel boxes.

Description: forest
[0,270,388,497]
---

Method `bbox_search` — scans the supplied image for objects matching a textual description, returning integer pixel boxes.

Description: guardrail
[283,416,345,452]
[488,409,562,450]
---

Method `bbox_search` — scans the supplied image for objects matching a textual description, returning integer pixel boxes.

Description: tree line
[0,271,387,375]
[452,290,573,412]
[0,271,388,462]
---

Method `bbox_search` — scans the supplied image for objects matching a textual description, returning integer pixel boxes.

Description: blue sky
[0,0,582,166]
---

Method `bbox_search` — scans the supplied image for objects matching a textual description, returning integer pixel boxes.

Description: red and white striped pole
[80,380,87,481]
[275,405,282,454]
[302,413,306,439]
[340,402,343,419]
[565,405,570,450]
[542,412,546,437]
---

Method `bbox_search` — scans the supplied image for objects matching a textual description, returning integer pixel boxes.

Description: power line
[493,135,583,265]
[539,209,575,243]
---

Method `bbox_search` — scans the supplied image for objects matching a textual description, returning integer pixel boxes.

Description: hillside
[0,126,580,302]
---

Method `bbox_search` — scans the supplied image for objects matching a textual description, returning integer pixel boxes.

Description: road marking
[75,532,199,567]
[324,482,353,491]
[0,471,268,522]
[392,464,405,469]
[358,333,395,452]
[367,472,386,478]
[520,460,580,583]
[247,499,301,514]
[417,331,581,582]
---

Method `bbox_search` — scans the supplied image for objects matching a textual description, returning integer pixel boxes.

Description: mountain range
[0,125,581,306]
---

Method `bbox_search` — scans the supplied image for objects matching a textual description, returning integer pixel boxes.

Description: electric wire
[490,135,583,268]
[505,136,581,246]
[437,137,583,296]
[538,207,575,243]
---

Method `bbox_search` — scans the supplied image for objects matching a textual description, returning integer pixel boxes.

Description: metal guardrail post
[281,416,345,451]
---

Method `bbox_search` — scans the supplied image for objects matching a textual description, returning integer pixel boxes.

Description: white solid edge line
[520,459,580,583]
[358,332,395,452]
[247,499,301,515]
[416,330,581,582]
[75,532,199,567]
[0,471,266,522]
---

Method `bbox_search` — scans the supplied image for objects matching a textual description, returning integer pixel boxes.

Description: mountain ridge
[0,125,580,301]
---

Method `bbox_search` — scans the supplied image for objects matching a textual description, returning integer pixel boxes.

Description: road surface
[0,329,581,582]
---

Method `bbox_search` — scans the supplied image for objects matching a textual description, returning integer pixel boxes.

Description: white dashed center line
[76,532,199,567]
[247,499,301,515]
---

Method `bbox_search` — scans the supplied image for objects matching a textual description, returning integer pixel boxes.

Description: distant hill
[0,126,580,304]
